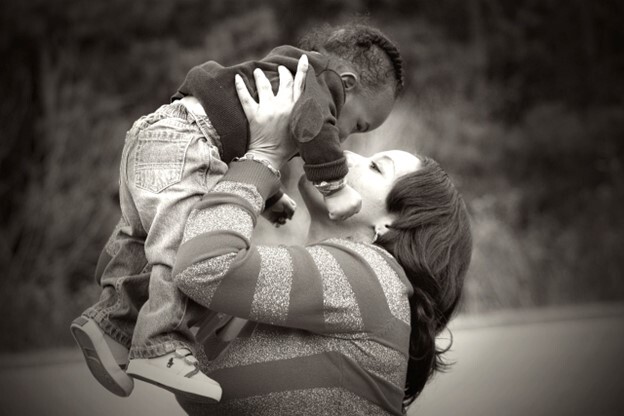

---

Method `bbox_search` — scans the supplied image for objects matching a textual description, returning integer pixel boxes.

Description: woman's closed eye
[370,161,382,173]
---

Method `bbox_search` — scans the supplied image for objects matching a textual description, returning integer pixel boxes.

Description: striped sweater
[172,160,413,415]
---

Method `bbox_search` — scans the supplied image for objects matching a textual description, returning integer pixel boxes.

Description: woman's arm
[172,159,410,335]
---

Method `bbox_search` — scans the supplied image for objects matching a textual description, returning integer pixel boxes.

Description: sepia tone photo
[1,1,623,415]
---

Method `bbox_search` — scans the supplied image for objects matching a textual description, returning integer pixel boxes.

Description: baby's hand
[324,185,362,221]
[262,193,297,226]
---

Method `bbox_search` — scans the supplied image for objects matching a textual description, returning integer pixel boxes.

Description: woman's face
[300,150,422,226]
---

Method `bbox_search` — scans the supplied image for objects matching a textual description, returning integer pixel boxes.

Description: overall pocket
[134,123,190,194]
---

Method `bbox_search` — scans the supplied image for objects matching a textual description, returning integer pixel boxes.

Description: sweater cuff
[303,157,348,183]
[223,160,281,202]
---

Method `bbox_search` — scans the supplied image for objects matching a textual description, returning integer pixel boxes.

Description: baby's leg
[72,150,151,396]
[82,218,149,342]
[122,102,227,400]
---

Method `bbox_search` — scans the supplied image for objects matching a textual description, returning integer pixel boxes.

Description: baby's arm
[288,69,362,221]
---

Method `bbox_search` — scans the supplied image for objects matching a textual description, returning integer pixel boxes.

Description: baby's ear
[340,72,358,91]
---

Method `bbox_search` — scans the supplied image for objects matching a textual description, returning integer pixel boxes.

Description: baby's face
[336,84,396,141]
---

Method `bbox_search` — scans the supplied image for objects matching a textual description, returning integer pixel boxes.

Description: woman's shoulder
[291,238,413,333]
[315,238,413,343]
[315,238,413,295]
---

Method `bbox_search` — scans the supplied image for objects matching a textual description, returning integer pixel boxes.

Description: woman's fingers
[254,68,274,103]
[277,66,294,100]
[293,54,309,102]
[235,74,257,119]
[237,56,307,118]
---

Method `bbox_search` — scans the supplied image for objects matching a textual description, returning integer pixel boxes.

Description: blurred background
[1,0,623,355]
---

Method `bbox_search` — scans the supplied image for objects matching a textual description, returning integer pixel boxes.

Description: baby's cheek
[336,114,353,137]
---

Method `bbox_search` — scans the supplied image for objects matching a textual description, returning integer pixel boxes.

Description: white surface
[412,308,624,416]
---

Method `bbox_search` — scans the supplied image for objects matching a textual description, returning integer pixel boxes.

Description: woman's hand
[235,54,308,169]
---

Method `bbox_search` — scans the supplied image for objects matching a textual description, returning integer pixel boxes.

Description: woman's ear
[340,72,358,91]
[373,214,395,241]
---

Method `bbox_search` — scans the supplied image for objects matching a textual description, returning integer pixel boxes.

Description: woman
[172,63,472,415]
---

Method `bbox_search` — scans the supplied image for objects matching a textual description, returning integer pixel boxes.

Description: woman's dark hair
[298,22,404,95]
[376,156,473,409]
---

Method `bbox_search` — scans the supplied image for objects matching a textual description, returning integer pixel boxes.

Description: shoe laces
[175,348,201,378]
[174,348,199,366]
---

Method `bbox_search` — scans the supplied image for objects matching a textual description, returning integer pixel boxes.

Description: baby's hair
[298,22,404,96]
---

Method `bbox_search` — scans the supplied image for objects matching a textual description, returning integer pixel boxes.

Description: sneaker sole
[70,316,134,397]
[127,360,222,402]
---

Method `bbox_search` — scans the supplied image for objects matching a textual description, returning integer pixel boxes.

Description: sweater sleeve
[289,70,348,183]
[173,160,411,335]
